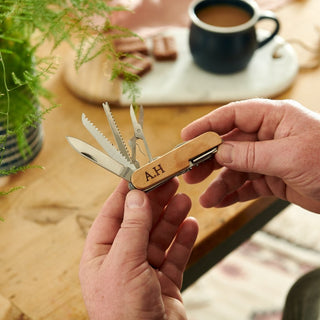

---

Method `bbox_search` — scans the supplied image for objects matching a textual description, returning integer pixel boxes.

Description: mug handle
[257,11,280,48]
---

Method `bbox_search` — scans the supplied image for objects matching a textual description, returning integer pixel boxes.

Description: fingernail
[217,143,234,164]
[126,191,145,208]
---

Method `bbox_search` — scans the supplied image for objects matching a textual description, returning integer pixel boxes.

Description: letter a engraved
[145,164,166,182]
[145,171,155,182]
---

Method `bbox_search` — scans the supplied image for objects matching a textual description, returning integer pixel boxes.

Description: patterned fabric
[182,204,320,320]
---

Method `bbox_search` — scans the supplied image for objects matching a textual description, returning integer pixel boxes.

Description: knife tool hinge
[190,147,219,166]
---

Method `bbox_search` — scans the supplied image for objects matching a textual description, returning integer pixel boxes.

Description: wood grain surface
[1,0,320,318]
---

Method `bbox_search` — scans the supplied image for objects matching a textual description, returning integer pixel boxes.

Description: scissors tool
[67,102,222,192]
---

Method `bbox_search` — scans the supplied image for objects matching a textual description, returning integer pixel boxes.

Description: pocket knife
[67,102,222,192]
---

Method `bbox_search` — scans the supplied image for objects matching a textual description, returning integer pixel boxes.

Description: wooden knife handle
[131,131,222,191]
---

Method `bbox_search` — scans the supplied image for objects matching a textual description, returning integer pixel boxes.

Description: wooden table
[1,0,320,318]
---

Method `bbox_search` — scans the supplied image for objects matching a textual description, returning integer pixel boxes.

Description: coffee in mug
[189,0,280,74]
[196,3,252,27]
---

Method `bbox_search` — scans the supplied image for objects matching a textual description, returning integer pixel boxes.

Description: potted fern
[0,0,137,192]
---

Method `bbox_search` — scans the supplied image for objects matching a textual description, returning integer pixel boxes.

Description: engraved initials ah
[145,164,165,182]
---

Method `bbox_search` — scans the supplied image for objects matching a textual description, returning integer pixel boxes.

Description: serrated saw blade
[102,102,131,163]
[82,114,136,170]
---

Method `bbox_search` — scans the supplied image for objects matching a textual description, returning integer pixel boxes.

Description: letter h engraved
[153,164,165,176]
[145,164,166,182]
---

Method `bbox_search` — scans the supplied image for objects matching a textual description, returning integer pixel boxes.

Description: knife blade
[67,136,134,181]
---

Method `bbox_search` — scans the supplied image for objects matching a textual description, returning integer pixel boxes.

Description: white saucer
[121,28,298,105]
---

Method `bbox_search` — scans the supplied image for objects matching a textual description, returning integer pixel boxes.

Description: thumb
[216,140,291,178]
[111,190,152,266]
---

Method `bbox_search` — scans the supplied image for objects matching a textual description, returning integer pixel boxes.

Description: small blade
[67,136,133,181]
[82,113,136,171]
[102,102,131,162]
[128,105,144,167]
[128,136,140,168]
[138,105,144,128]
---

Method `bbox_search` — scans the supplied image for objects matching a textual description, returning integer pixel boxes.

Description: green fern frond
[0,0,140,183]
[0,186,24,197]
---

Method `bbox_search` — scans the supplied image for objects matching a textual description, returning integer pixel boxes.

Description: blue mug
[189,0,280,74]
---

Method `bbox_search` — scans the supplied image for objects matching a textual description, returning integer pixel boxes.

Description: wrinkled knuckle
[121,218,144,230]
[245,142,256,170]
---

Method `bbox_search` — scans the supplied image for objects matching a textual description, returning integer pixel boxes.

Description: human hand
[181,99,320,213]
[79,179,198,320]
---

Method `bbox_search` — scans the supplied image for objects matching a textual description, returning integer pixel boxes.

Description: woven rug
[182,204,320,320]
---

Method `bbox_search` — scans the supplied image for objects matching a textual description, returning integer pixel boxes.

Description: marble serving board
[63,27,298,106]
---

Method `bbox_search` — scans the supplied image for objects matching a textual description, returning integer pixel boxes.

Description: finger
[108,190,152,269]
[215,138,297,178]
[210,179,270,207]
[183,158,220,184]
[222,128,258,142]
[204,174,282,208]
[181,99,285,140]
[199,168,261,207]
[82,180,129,261]
[147,178,180,225]
[148,193,192,268]
[206,176,320,213]
[160,218,199,290]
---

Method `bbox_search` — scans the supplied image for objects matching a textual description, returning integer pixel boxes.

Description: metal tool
[67,102,222,192]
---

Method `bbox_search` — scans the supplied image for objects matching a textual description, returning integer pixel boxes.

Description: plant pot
[0,120,43,174]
